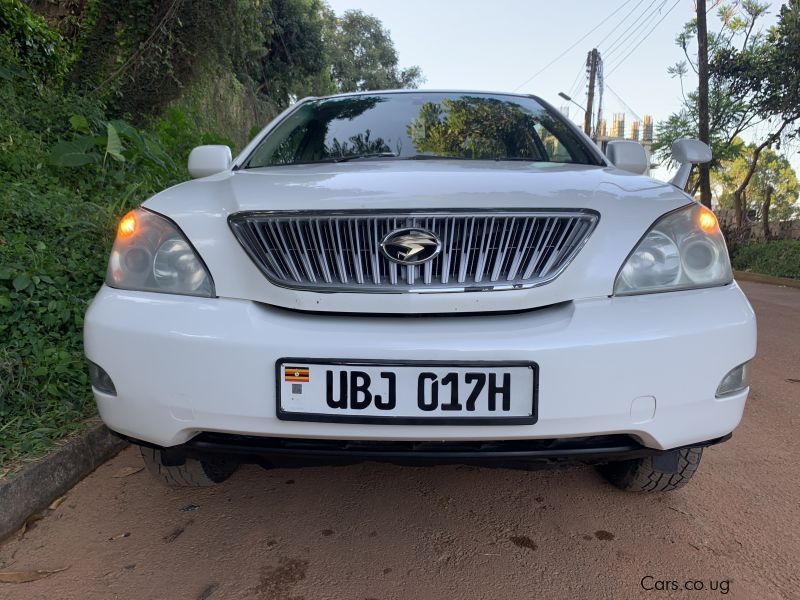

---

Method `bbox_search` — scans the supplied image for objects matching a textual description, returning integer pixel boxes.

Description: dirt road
[1,281,798,600]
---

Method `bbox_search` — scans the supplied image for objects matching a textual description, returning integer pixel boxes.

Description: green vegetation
[0,47,221,469]
[730,241,800,279]
[654,2,800,216]
[0,0,420,469]
[651,2,773,179]
[717,143,799,232]
[654,2,800,267]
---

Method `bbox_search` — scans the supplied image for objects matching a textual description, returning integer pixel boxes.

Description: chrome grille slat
[540,219,577,277]
[490,217,512,282]
[388,217,398,285]
[505,218,533,281]
[474,217,492,283]
[271,221,303,282]
[229,211,598,293]
[458,217,474,284]
[424,218,434,285]
[289,220,316,283]
[309,221,332,283]
[523,217,555,280]
[251,223,288,280]
[369,220,380,285]
[441,218,454,285]
[350,220,364,285]
[329,220,347,284]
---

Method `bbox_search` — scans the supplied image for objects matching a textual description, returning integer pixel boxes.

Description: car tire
[597,447,703,492]
[139,447,238,487]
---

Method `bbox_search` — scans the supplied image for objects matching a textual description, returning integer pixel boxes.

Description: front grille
[228,210,598,293]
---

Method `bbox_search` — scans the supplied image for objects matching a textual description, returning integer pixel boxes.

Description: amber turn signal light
[118,211,137,239]
[698,208,717,233]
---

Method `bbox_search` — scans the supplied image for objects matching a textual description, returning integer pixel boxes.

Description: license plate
[276,359,538,425]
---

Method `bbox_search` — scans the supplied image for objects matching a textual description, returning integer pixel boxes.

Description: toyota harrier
[84,91,756,492]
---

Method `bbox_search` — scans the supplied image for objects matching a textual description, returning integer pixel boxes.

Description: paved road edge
[734,271,800,289]
[0,423,128,542]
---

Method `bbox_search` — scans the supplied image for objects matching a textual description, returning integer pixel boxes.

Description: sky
[325,0,794,176]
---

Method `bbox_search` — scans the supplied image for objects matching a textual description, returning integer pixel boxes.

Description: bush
[729,240,800,279]
[0,53,231,469]
[0,183,114,465]
[0,0,67,82]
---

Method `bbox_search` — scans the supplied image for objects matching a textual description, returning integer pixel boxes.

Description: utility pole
[584,48,599,137]
[697,0,712,208]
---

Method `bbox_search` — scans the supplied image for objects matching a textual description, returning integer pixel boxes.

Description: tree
[60,1,423,119]
[245,0,335,106]
[696,0,712,207]
[713,0,800,227]
[717,145,800,232]
[327,10,423,93]
[67,0,265,120]
[652,87,746,191]
[652,2,770,195]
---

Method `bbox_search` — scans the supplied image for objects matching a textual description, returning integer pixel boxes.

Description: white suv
[84,91,756,492]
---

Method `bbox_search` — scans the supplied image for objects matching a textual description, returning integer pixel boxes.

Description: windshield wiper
[401,155,545,162]
[249,153,545,167]
[402,154,473,160]
[331,152,398,163]
[492,156,544,162]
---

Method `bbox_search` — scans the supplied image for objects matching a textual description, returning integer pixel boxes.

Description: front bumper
[84,282,756,451]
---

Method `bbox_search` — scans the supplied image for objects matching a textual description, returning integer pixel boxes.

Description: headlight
[106,208,214,297]
[614,203,732,295]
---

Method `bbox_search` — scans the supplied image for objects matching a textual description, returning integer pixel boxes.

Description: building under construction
[595,113,653,145]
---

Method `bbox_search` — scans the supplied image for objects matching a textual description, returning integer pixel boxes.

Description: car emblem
[380,227,442,265]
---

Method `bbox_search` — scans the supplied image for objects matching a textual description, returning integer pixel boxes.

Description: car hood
[144,160,693,314]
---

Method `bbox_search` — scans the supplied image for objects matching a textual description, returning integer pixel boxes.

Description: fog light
[88,360,117,396]
[716,362,751,398]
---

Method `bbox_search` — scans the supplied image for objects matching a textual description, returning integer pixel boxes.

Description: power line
[606,0,681,76]
[569,72,587,99]
[605,2,670,67]
[605,0,668,61]
[604,82,642,121]
[566,64,584,98]
[602,0,664,57]
[606,0,682,77]
[512,0,635,92]
[596,0,656,48]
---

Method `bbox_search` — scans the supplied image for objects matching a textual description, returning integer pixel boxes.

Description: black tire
[597,447,703,492]
[139,447,238,487]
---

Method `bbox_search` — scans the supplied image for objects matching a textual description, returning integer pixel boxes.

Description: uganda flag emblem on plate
[284,366,310,383]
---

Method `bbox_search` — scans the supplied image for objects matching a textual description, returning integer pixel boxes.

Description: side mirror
[669,138,712,189]
[188,145,232,178]
[605,140,648,175]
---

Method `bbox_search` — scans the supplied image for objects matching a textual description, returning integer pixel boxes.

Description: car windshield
[244,92,600,168]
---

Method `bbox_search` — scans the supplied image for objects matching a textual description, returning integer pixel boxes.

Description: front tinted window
[245,92,598,167]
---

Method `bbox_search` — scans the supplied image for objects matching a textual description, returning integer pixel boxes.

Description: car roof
[304,89,544,102]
